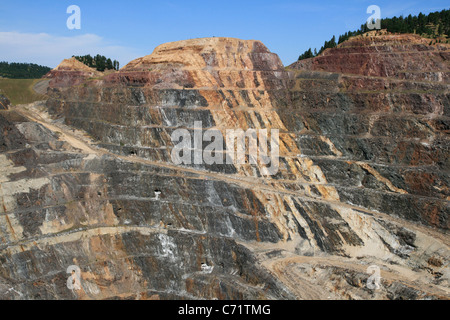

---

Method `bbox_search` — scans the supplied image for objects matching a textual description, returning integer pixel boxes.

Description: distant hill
[0,62,51,79]
[297,8,450,61]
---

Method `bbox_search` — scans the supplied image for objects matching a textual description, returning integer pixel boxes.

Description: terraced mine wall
[0,36,448,299]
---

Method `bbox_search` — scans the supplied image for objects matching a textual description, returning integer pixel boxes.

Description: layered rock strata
[0,35,448,300]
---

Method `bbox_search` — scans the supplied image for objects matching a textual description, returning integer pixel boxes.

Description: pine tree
[113,60,120,71]
[106,58,113,70]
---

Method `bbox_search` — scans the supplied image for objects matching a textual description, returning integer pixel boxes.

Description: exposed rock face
[43,58,101,88]
[287,33,449,231]
[289,32,450,82]
[0,36,449,300]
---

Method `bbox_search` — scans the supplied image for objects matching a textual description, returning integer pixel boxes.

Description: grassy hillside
[0,78,46,105]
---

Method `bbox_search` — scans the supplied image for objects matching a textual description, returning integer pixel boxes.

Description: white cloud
[0,31,143,68]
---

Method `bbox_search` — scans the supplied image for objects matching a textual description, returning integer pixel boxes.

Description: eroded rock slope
[0,35,448,300]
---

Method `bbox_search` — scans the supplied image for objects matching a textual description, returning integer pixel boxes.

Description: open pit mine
[0,34,449,300]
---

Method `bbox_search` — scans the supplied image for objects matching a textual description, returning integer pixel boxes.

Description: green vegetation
[73,54,120,71]
[0,79,46,105]
[0,62,51,79]
[298,8,450,61]
[298,48,314,60]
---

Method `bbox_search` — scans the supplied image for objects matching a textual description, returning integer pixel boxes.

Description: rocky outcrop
[289,31,450,82]
[43,58,101,89]
[0,36,449,300]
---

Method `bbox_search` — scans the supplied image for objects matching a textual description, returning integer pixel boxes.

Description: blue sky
[0,0,448,68]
